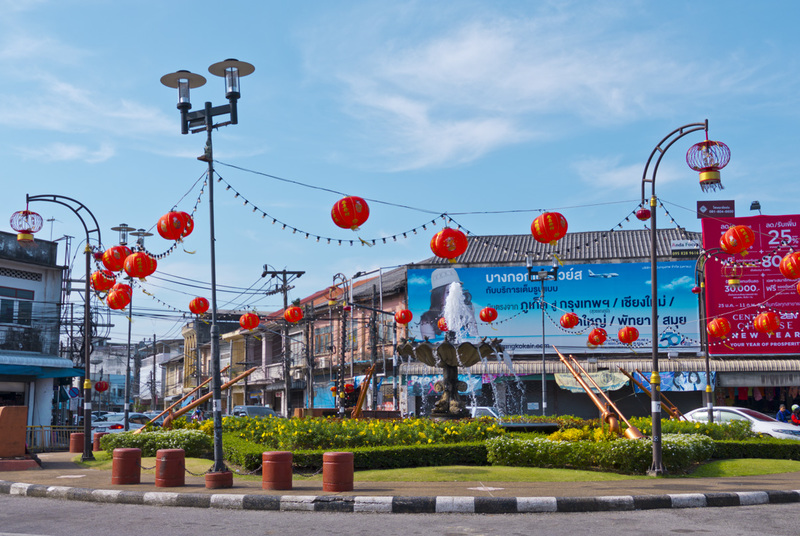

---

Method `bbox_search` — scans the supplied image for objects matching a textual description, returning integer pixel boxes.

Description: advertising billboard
[407,261,700,355]
[702,214,800,355]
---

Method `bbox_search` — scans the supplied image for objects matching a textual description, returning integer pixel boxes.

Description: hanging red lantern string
[239,312,260,331]
[707,317,731,339]
[430,227,468,263]
[94,381,109,393]
[90,270,116,292]
[635,207,651,221]
[719,225,755,256]
[284,306,304,323]
[618,326,639,345]
[106,289,131,310]
[686,138,731,192]
[189,297,209,315]
[779,252,800,280]
[531,212,568,246]
[331,196,370,231]
[10,209,43,244]
[101,245,132,272]
[587,327,607,346]
[394,309,413,325]
[479,307,498,324]
[112,282,132,296]
[123,251,157,281]
[157,211,189,241]
[560,312,580,329]
[754,311,781,336]
[179,212,194,238]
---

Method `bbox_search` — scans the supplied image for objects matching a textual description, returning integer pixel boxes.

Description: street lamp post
[640,120,711,476]
[22,195,102,461]
[161,59,254,478]
[694,249,722,424]
[330,274,350,417]
[526,255,559,417]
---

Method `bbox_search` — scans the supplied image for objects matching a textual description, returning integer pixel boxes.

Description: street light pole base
[205,470,233,489]
[647,465,667,477]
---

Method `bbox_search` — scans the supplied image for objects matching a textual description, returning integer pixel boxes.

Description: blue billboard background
[407,262,701,355]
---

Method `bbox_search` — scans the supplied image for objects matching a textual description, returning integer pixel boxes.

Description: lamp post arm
[640,120,707,203]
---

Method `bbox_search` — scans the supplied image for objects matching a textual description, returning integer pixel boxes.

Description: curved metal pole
[695,248,722,424]
[639,120,708,476]
[25,194,103,462]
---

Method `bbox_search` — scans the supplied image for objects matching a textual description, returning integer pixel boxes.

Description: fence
[26,426,83,453]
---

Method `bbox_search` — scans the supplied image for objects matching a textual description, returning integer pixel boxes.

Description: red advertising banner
[702,214,800,355]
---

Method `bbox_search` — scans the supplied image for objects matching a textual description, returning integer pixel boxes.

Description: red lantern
[239,312,260,330]
[635,208,651,221]
[101,245,132,272]
[479,307,498,323]
[430,227,468,262]
[284,306,304,323]
[123,251,157,280]
[331,196,370,230]
[179,212,194,238]
[437,318,448,332]
[189,297,209,315]
[587,327,607,346]
[344,383,355,394]
[394,309,413,325]
[94,381,109,393]
[796,281,800,296]
[157,211,188,241]
[754,311,781,336]
[618,326,639,345]
[531,212,568,246]
[112,282,132,296]
[560,312,580,329]
[686,139,731,192]
[106,289,131,310]
[91,270,116,292]
[719,225,755,256]
[707,317,731,339]
[779,252,800,280]
[330,386,337,393]
[10,209,43,244]
[691,286,701,294]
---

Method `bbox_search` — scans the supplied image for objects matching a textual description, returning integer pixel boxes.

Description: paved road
[1,495,798,536]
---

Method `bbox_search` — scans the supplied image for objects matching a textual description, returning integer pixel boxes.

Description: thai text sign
[702,214,800,355]
[407,262,700,356]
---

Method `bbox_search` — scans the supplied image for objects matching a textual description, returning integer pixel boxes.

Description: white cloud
[14,141,115,163]
[661,275,693,291]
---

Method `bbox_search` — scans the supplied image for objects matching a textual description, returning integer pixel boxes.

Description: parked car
[232,405,283,418]
[684,406,800,440]
[92,412,154,434]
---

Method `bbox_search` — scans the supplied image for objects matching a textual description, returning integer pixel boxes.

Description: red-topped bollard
[111,448,141,485]
[323,452,354,492]
[69,432,84,453]
[93,432,108,451]
[262,451,293,490]
[155,448,185,488]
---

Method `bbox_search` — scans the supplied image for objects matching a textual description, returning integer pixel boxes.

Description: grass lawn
[77,453,800,481]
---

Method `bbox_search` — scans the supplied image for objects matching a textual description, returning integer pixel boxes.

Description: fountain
[398,279,503,419]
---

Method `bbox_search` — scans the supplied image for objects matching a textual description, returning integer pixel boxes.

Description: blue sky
[2,0,800,345]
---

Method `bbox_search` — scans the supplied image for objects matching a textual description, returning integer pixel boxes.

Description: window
[314,325,332,355]
[0,286,35,325]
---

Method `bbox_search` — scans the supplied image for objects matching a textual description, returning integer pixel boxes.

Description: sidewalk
[1,451,799,514]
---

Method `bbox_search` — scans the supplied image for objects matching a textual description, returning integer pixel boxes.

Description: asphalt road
[1,495,798,536]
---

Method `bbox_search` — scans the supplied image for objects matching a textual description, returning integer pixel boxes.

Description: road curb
[2,480,800,513]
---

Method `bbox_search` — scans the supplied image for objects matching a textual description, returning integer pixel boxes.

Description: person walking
[776,404,792,423]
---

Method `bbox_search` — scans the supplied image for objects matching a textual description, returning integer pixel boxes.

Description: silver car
[91,412,150,433]
[684,406,800,440]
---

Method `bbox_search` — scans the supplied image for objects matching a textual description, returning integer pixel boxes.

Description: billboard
[406,262,700,355]
[702,214,800,355]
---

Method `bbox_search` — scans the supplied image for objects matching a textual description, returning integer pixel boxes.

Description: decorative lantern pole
[161,59,254,482]
[525,254,559,416]
[18,195,102,461]
[640,120,728,476]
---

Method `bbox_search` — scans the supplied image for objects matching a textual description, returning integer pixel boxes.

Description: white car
[91,412,150,434]
[684,406,800,440]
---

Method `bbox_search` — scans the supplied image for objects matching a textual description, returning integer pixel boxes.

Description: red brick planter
[205,471,233,489]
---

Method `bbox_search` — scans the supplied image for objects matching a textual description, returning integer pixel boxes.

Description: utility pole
[305,303,315,409]
[370,287,379,411]
[261,266,304,418]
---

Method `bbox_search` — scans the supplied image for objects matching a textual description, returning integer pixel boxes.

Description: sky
[2,0,800,347]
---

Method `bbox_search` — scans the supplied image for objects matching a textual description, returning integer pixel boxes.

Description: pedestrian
[791,405,800,426]
[776,404,792,423]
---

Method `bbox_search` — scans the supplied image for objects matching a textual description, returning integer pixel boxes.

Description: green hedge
[99,430,213,458]
[713,439,800,460]
[628,416,754,440]
[486,434,714,475]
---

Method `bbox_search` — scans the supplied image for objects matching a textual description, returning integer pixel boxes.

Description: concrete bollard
[111,448,141,485]
[322,451,354,492]
[262,451,293,490]
[68,432,84,453]
[155,448,185,488]
[93,432,108,452]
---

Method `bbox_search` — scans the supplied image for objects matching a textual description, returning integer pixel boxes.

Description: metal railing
[26,425,82,453]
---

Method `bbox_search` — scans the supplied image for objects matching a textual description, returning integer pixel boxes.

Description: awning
[400,358,800,376]
[0,354,84,379]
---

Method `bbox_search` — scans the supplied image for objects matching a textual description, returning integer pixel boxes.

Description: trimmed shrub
[99,430,212,458]
[713,439,800,460]
[629,417,754,440]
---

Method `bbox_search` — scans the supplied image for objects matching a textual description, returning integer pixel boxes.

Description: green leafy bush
[713,439,800,460]
[99,430,212,458]
[629,417,755,440]
[486,433,713,474]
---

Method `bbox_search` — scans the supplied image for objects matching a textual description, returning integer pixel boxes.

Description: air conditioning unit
[317,358,330,369]
[291,370,305,381]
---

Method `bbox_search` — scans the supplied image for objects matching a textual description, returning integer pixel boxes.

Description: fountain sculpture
[398,277,504,419]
